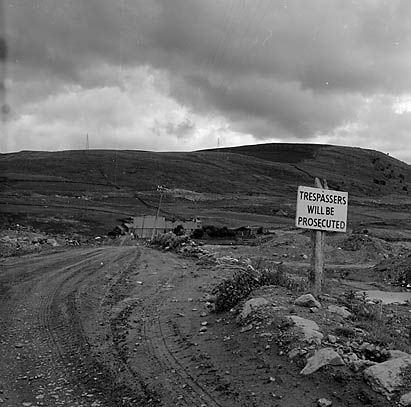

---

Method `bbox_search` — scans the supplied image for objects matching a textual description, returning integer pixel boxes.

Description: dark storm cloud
[0,0,8,123]
[8,1,411,87]
[7,0,411,87]
[6,1,125,81]
[176,74,362,139]
[129,0,411,139]
[137,0,411,91]
[4,0,411,154]
[0,36,6,62]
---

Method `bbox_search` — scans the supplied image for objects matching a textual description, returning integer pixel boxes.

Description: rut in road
[0,248,110,406]
[0,247,167,406]
[106,250,225,407]
[141,295,224,407]
[2,246,247,406]
[37,246,162,406]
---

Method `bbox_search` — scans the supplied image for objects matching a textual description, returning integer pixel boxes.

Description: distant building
[124,215,202,238]
[228,226,262,238]
[228,226,253,238]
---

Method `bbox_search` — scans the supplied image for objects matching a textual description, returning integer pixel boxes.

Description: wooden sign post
[295,178,348,297]
[310,178,326,296]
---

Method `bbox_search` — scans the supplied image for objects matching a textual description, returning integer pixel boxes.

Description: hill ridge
[1,143,411,235]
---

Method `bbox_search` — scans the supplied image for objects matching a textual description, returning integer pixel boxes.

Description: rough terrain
[2,144,411,406]
[1,230,410,406]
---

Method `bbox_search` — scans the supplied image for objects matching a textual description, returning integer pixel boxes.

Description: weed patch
[211,262,296,312]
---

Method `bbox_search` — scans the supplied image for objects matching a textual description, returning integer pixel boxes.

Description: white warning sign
[295,186,348,232]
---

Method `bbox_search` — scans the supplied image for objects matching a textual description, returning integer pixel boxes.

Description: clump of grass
[212,260,303,313]
[343,290,375,318]
[355,317,410,353]
[259,267,288,286]
[252,257,308,291]
[151,231,189,249]
[342,290,411,353]
[212,266,261,313]
[335,326,356,338]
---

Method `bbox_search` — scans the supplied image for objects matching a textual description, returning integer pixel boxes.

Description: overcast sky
[1,0,411,162]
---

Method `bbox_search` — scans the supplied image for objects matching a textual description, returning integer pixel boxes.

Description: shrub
[212,267,259,312]
[259,267,287,286]
[202,225,235,239]
[151,231,189,249]
[173,224,185,236]
[211,263,287,312]
[191,228,204,239]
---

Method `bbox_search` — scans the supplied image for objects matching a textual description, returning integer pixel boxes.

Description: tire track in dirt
[110,275,192,406]
[0,246,152,405]
[0,248,109,406]
[2,245,273,406]
[141,296,223,407]
[107,252,228,407]
[0,247,102,286]
[127,260,307,407]
[36,248,115,405]
[150,302,225,407]
[37,246,158,406]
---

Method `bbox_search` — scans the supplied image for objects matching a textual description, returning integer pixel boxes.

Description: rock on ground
[239,298,270,320]
[317,398,333,407]
[327,304,352,319]
[294,294,321,309]
[389,350,409,359]
[363,354,411,398]
[286,315,324,345]
[301,348,345,375]
[400,392,411,406]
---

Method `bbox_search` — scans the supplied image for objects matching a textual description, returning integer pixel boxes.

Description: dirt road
[0,245,391,406]
[0,245,228,406]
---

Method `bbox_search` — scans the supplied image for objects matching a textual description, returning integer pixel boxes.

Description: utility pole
[113,151,118,185]
[152,185,166,239]
[86,133,89,150]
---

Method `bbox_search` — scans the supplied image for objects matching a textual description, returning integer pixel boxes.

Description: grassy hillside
[209,143,411,196]
[1,143,411,236]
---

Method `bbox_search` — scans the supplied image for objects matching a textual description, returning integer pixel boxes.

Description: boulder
[288,348,300,359]
[47,238,59,247]
[363,354,411,398]
[400,392,411,406]
[344,352,359,364]
[294,294,321,309]
[301,348,345,375]
[317,398,333,407]
[389,350,409,359]
[286,315,323,345]
[327,334,337,344]
[327,305,352,319]
[239,298,270,320]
